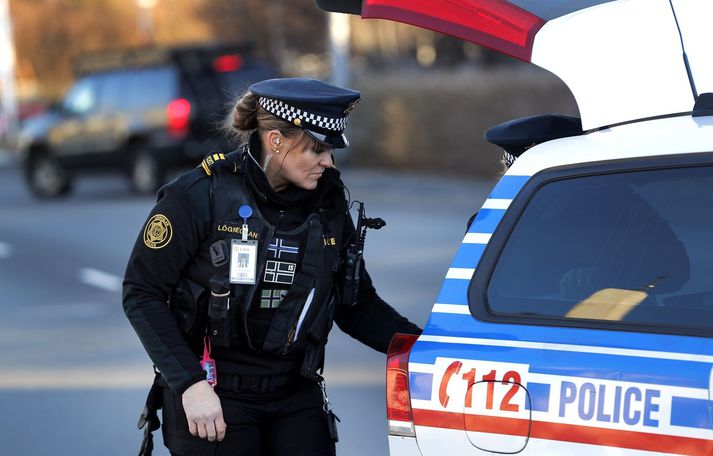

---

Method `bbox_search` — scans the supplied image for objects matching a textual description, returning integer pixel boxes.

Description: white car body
[398,114,713,456]
[314,0,713,454]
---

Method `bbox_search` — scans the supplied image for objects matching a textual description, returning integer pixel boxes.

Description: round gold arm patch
[143,214,173,249]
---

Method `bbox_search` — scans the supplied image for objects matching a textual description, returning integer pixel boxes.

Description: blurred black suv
[17,44,277,197]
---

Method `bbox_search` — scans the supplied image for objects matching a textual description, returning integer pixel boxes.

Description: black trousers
[161,378,336,456]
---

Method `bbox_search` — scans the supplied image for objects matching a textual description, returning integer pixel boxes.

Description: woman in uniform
[123,78,422,456]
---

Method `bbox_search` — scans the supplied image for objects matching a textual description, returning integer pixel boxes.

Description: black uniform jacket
[123,152,421,395]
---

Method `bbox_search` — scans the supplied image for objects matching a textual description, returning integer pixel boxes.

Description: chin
[297,181,319,191]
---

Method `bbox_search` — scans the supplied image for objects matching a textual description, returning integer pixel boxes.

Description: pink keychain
[200,336,217,387]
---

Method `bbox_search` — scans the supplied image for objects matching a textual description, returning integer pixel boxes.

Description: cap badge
[344,99,360,115]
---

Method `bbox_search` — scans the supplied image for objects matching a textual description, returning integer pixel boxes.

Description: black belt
[216,373,299,394]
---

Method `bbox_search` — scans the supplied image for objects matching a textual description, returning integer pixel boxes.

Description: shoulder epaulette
[200,152,237,176]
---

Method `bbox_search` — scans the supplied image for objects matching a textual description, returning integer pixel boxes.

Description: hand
[181,380,227,442]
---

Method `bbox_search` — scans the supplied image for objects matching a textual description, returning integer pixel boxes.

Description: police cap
[249,78,361,149]
[485,114,583,158]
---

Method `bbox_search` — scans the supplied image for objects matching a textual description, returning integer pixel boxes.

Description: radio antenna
[668,0,698,101]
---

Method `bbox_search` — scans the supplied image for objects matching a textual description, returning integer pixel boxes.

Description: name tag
[230,239,258,284]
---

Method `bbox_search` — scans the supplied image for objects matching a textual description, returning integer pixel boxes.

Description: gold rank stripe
[201,153,227,175]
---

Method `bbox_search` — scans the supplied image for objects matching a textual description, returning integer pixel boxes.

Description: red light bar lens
[386,333,419,437]
[362,0,545,62]
[213,54,243,72]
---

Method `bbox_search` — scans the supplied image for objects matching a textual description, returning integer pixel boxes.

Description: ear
[265,130,282,150]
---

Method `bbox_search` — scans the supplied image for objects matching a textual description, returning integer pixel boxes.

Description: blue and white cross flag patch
[268,238,299,259]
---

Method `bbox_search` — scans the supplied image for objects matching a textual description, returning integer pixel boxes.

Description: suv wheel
[130,150,164,195]
[26,153,72,198]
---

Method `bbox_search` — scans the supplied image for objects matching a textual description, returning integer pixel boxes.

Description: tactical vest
[203,157,345,357]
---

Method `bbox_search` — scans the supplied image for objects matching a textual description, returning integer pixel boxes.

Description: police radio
[342,201,385,306]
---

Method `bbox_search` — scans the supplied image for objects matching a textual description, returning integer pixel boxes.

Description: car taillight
[166,98,191,136]
[386,333,419,437]
[213,54,243,72]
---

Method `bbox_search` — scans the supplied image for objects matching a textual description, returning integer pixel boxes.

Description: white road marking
[79,268,122,292]
[0,365,155,389]
[0,242,11,259]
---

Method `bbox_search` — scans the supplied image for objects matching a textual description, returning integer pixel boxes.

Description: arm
[335,261,422,353]
[122,182,206,394]
[122,179,226,441]
[334,215,422,353]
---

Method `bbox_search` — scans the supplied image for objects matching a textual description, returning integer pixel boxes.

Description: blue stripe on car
[525,382,551,412]
[409,372,434,401]
[422,313,713,356]
[410,341,711,389]
[487,175,530,199]
[450,243,487,269]
[435,279,470,305]
[467,209,506,234]
[670,397,713,429]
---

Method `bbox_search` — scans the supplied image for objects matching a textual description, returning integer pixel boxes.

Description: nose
[319,152,334,168]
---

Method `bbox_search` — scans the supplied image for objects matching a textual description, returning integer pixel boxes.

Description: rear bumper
[388,435,423,456]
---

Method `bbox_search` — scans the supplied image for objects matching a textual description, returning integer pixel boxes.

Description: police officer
[485,113,583,171]
[123,78,422,456]
[466,114,583,230]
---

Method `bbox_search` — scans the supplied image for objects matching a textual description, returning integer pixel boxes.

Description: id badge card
[229,239,258,284]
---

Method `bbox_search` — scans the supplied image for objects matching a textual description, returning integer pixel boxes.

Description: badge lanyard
[229,205,258,284]
[200,336,217,387]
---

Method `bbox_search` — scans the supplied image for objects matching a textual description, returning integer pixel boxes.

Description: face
[268,132,334,191]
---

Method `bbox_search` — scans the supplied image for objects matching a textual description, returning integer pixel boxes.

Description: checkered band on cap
[258,97,348,133]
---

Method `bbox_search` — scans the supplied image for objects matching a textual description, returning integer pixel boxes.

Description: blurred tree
[10,0,329,97]
[9,0,499,99]
[11,0,137,96]
[350,16,503,70]
[192,0,328,68]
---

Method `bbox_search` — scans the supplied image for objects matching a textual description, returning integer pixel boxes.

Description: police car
[317,1,713,454]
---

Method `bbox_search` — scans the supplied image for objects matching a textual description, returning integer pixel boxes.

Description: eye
[313,143,333,155]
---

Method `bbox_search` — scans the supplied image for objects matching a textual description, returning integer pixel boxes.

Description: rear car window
[484,165,713,332]
[62,77,97,115]
[124,66,178,112]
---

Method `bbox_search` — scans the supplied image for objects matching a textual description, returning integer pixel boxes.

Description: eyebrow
[313,142,333,154]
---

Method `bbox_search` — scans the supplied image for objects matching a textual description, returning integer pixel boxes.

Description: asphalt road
[0,159,494,456]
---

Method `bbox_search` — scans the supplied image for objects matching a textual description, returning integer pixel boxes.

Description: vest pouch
[208,277,232,347]
[305,285,339,344]
[299,286,339,380]
[169,278,206,336]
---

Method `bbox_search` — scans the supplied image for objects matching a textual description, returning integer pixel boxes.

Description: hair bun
[233,92,260,131]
